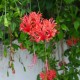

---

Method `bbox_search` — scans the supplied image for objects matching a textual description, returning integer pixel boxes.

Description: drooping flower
[32,53,37,64]
[12,69,15,74]
[45,59,49,71]
[28,53,37,68]
[66,39,73,46]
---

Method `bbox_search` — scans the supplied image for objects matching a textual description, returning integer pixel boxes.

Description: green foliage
[7,71,9,77]
[61,24,69,31]
[37,74,40,80]
[64,0,75,4]
[0,0,80,79]
[74,20,80,31]
[0,30,3,39]
[64,42,80,80]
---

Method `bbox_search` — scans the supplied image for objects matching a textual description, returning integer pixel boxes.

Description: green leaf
[20,32,27,40]
[75,7,79,16]
[74,73,79,80]
[0,16,3,22]
[16,8,20,15]
[56,16,64,23]
[13,12,19,17]
[4,39,10,45]
[23,66,26,72]
[21,9,26,16]
[0,30,3,39]
[27,8,31,13]
[27,0,31,3]
[74,21,80,30]
[4,47,7,57]
[22,0,28,6]
[0,4,3,10]
[64,0,74,4]
[11,23,16,32]
[37,74,40,80]
[4,17,9,27]
[15,32,18,38]
[61,24,68,31]
[7,71,9,77]
[12,44,19,50]
[58,31,64,40]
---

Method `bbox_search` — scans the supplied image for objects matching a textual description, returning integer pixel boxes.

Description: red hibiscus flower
[20,15,31,33]
[40,69,56,80]
[40,72,46,80]
[20,12,57,42]
[66,37,79,46]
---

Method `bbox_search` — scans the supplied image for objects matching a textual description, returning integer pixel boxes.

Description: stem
[30,0,31,12]
[5,0,6,17]
[57,42,61,61]
[19,54,24,65]
[14,0,18,8]
[8,27,13,61]
[44,41,48,71]
[44,41,47,59]
[58,0,62,15]
[18,1,22,5]
[60,39,65,74]
[37,0,40,12]
[61,40,64,61]
[33,42,35,54]
[56,0,59,17]
[56,0,62,17]
[8,27,15,71]
[44,41,46,53]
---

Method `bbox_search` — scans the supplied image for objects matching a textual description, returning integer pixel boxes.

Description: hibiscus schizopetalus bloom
[66,37,79,46]
[40,69,56,80]
[20,12,57,42]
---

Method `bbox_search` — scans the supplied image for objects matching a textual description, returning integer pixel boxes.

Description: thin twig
[60,39,65,74]
[37,0,40,12]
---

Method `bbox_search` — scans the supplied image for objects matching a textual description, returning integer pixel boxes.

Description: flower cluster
[20,12,57,42]
[66,37,79,46]
[40,69,56,80]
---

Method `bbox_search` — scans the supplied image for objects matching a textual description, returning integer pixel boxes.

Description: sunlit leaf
[61,24,69,31]
[74,20,80,30]
[4,47,7,57]
[0,30,3,39]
